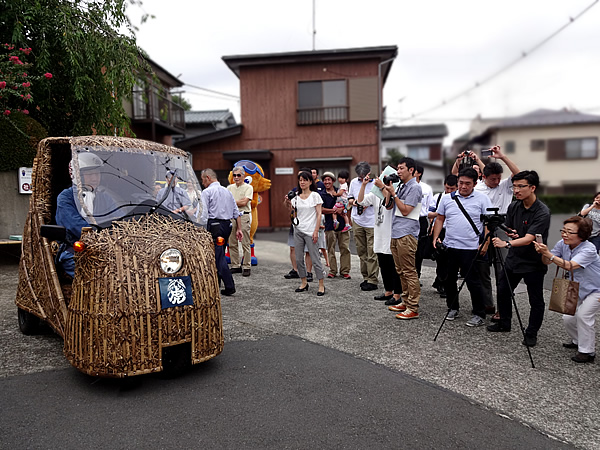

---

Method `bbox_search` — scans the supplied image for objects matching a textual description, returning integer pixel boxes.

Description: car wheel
[17,308,42,335]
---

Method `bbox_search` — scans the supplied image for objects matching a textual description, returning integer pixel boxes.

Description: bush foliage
[538,194,592,215]
[0,112,47,171]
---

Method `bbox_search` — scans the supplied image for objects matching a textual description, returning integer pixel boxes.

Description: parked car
[15,136,224,377]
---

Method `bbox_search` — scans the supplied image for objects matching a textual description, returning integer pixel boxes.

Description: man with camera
[432,167,492,327]
[487,170,550,347]
[452,146,520,315]
[348,161,379,291]
[375,157,422,319]
[320,172,351,279]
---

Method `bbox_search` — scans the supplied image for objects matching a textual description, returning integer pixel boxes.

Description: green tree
[0,0,150,137]
[172,94,192,111]
[386,148,405,168]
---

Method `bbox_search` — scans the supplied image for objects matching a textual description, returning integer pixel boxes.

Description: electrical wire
[399,0,599,122]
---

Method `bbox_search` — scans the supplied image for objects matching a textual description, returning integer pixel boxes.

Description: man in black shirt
[487,171,551,347]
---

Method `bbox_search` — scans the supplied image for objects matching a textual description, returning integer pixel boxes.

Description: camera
[287,190,297,200]
[480,207,508,231]
[480,148,493,158]
[356,204,364,215]
[459,150,475,170]
[382,173,400,185]
[431,241,448,261]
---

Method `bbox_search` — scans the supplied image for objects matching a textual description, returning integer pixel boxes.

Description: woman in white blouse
[285,171,325,296]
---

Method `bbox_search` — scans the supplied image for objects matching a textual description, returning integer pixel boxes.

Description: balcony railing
[297,106,349,125]
[132,89,185,132]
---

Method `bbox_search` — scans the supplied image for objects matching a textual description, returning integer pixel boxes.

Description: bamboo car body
[15,136,224,377]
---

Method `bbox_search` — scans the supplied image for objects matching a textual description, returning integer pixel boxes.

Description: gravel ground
[1,230,598,449]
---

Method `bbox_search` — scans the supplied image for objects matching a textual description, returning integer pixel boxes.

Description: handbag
[548,264,579,316]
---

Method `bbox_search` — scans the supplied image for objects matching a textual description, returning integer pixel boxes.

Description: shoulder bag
[548,262,579,316]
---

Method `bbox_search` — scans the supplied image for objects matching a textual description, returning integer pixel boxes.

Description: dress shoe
[306,272,313,282]
[242,269,251,277]
[562,342,578,349]
[374,293,393,301]
[284,269,299,279]
[361,282,377,292]
[220,288,236,296]
[522,335,537,347]
[360,280,368,287]
[572,352,595,363]
[487,323,511,332]
[295,284,309,292]
[384,297,402,306]
[317,288,325,297]
[230,267,242,274]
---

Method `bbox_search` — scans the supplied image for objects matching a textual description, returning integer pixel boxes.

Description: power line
[399,0,599,122]
[182,82,240,99]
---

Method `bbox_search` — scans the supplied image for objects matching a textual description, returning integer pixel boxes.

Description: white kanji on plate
[167,278,187,305]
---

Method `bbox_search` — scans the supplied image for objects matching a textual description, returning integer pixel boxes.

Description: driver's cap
[77,152,103,171]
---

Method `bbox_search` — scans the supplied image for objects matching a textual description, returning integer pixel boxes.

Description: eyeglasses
[232,174,243,178]
[559,229,578,235]
[511,184,530,191]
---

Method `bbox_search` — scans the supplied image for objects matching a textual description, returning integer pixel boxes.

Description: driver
[55,153,117,278]
[156,170,192,215]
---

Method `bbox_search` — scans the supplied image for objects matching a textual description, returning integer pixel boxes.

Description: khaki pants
[229,214,251,269]
[390,235,420,313]
[325,230,351,276]
[352,221,379,284]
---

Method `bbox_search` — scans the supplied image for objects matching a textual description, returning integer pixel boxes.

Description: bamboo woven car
[15,136,224,377]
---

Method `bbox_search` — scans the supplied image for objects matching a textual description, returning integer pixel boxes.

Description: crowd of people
[281,149,600,364]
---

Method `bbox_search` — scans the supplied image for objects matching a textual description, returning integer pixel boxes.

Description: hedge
[538,194,593,215]
[0,113,47,171]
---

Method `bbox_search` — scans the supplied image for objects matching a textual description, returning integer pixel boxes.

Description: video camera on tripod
[480,207,510,233]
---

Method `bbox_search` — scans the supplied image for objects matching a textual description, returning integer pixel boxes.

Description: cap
[321,171,336,181]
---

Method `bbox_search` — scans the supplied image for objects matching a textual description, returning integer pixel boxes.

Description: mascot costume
[226,160,271,265]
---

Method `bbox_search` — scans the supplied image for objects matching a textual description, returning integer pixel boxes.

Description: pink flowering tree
[0,44,51,121]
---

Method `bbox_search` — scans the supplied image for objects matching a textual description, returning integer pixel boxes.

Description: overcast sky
[129,0,600,143]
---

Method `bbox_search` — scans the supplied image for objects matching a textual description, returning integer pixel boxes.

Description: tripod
[433,224,535,368]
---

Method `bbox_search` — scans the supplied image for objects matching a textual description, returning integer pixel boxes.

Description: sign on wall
[18,167,33,194]
[275,167,294,175]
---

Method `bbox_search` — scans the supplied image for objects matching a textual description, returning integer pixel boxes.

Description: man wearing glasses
[487,170,551,347]
[227,167,254,277]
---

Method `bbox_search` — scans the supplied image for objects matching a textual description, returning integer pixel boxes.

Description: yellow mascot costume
[227,160,271,265]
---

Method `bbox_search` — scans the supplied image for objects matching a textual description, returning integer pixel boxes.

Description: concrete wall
[0,171,31,238]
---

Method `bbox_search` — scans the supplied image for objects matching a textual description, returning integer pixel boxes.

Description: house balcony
[297,106,349,125]
[132,89,185,135]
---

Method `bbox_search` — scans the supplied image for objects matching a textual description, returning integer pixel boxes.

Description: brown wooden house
[177,46,398,229]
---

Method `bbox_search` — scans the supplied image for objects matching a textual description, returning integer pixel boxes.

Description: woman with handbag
[285,171,326,296]
[579,192,600,252]
[534,216,600,363]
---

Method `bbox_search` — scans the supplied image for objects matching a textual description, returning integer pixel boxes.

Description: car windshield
[69,145,203,226]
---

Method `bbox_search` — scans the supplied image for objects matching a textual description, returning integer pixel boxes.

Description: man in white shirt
[348,161,379,291]
[414,164,435,279]
[227,166,254,277]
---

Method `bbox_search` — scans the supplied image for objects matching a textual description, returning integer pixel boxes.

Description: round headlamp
[160,249,183,274]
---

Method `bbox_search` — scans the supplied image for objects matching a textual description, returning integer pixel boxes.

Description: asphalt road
[0,212,595,449]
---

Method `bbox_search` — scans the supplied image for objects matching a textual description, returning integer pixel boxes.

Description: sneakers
[388,303,407,312]
[333,219,339,228]
[230,267,242,274]
[242,269,251,277]
[284,269,299,279]
[342,273,351,279]
[465,315,485,327]
[445,309,460,321]
[342,225,352,232]
[396,310,419,320]
[327,273,336,278]
[563,342,578,349]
